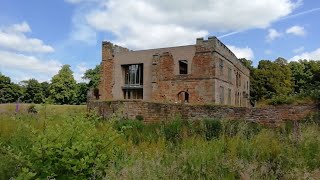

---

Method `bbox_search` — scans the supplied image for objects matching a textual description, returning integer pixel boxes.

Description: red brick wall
[99,42,129,100]
[88,100,318,126]
[150,47,216,104]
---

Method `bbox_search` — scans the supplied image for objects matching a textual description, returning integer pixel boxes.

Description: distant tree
[239,58,254,71]
[289,60,313,93]
[253,59,293,100]
[21,79,44,103]
[274,57,288,65]
[74,82,89,104]
[0,73,23,103]
[50,65,77,104]
[83,65,101,88]
[41,81,51,100]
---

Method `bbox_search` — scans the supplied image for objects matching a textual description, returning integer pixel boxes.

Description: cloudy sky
[0,0,319,82]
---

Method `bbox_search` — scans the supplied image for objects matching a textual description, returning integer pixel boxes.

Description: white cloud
[227,45,254,60]
[113,24,208,49]
[266,28,282,42]
[293,46,304,53]
[70,12,97,45]
[73,63,89,82]
[66,0,299,49]
[286,25,305,36]
[264,49,272,55]
[65,0,84,3]
[290,48,320,61]
[0,50,61,74]
[7,21,31,33]
[0,22,54,53]
[64,0,98,4]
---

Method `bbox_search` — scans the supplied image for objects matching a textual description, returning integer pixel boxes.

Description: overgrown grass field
[0,104,319,179]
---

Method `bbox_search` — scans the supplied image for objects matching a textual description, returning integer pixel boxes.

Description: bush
[163,119,183,144]
[135,115,144,121]
[1,116,123,179]
[27,104,37,114]
[267,95,294,105]
[113,119,145,145]
[204,118,222,140]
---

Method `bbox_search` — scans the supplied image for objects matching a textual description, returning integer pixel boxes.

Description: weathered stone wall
[99,42,129,100]
[150,51,216,104]
[98,37,250,106]
[88,100,318,126]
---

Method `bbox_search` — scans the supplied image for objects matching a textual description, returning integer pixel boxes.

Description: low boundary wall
[88,100,318,125]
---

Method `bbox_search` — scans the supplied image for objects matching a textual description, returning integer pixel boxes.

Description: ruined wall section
[196,37,250,106]
[150,47,216,104]
[89,101,318,126]
[99,41,129,100]
[212,37,250,107]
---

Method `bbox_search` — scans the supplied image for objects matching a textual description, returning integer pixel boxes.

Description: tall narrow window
[124,64,143,86]
[228,67,232,82]
[122,64,143,99]
[219,59,224,75]
[179,60,188,74]
[219,86,224,104]
[236,72,238,87]
[228,88,231,105]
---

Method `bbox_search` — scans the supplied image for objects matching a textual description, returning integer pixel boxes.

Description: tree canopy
[50,65,77,104]
[82,65,101,89]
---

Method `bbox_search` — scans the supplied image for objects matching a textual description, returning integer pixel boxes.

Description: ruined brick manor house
[98,36,250,107]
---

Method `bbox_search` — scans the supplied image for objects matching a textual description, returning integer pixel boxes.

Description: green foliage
[0,73,23,103]
[163,118,183,144]
[135,114,144,121]
[267,95,295,105]
[252,58,293,101]
[27,104,37,114]
[74,82,89,104]
[113,119,146,145]
[1,105,320,179]
[83,65,101,88]
[49,65,77,104]
[204,118,222,140]
[21,79,44,103]
[0,115,123,179]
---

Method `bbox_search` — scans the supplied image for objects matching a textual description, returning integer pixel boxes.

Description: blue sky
[0,0,319,82]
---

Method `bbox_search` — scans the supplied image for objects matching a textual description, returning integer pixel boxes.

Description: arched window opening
[177,91,189,103]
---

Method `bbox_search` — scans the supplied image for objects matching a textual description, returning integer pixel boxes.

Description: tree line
[240,57,320,105]
[0,65,100,104]
[1,58,319,105]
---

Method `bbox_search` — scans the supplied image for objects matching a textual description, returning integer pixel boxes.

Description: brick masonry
[98,36,250,107]
[88,100,319,126]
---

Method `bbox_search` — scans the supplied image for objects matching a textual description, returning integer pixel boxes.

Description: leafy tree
[239,58,254,71]
[289,60,320,94]
[50,65,77,104]
[0,73,23,103]
[253,58,293,100]
[74,82,89,104]
[41,81,51,100]
[83,65,101,88]
[21,79,44,103]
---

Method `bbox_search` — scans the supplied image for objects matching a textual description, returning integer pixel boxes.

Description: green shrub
[164,119,183,144]
[135,115,144,121]
[27,104,37,114]
[268,95,295,105]
[204,118,222,140]
[113,119,145,145]
[1,116,123,179]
